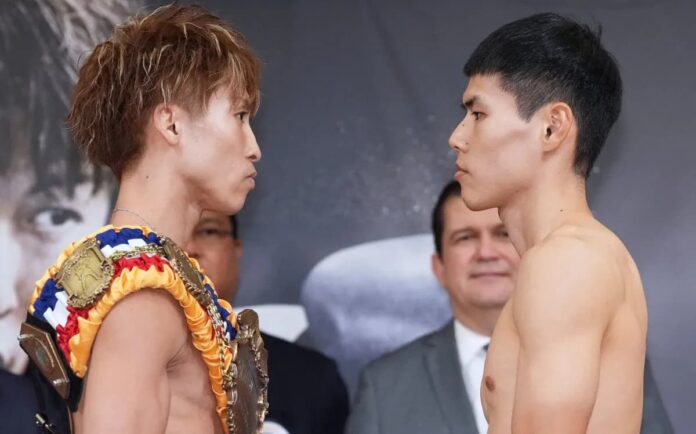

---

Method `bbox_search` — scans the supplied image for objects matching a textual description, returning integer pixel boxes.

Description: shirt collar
[453,319,490,366]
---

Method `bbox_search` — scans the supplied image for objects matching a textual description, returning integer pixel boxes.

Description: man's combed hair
[67,4,261,179]
[431,181,462,257]
[464,13,622,178]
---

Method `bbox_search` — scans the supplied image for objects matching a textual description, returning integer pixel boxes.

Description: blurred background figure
[301,232,452,391]
[187,212,349,434]
[344,181,672,434]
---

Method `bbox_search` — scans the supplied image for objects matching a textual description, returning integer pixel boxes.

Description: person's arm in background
[641,358,673,434]
[313,358,349,434]
[345,367,380,434]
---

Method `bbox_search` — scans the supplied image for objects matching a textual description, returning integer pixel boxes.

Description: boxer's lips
[245,171,257,188]
[455,163,469,179]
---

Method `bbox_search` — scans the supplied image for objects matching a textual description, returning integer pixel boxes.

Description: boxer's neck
[499,172,592,255]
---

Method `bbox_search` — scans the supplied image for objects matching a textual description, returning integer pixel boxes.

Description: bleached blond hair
[67,3,261,179]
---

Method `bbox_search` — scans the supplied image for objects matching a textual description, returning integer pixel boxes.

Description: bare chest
[482,304,519,433]
[166,342,223,434]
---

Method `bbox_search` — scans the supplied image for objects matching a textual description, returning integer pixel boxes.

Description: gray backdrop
[213,1,695,431]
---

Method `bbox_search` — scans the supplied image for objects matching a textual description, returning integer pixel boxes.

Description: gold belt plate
[227,309,269,434]
[55,238,114,309]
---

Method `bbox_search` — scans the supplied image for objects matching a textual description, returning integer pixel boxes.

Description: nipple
[485,375,496,392]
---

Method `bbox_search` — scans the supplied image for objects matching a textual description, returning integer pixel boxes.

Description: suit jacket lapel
[424,321,479,433]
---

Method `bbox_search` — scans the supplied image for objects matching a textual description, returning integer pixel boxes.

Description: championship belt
[19,225,268,434]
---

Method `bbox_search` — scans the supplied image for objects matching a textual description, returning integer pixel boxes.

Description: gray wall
[219,1,695,431]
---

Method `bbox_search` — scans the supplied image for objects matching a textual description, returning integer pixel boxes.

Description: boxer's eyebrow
[463,96,478,110]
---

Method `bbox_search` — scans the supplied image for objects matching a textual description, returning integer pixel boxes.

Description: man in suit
[186,211,349,434]
[346,180,672,434]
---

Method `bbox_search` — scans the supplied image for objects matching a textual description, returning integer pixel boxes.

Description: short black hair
[431,181,462,257]
[464,12,622,178]
[228,215,239,240]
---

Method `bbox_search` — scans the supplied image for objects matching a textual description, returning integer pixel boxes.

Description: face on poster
[0,169,112,373]
[0,0,138,374]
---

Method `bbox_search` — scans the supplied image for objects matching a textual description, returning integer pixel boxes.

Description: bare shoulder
[91,289,188,370]
[76,289,190,431]
[513,223,627,330]
[524,221,628,285]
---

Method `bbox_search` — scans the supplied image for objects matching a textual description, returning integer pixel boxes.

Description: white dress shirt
[263,421,290,434]
[454,320,490,434]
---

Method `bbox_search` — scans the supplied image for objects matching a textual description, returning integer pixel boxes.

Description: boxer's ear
[151,102,185,147]
[541,102,574,153]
